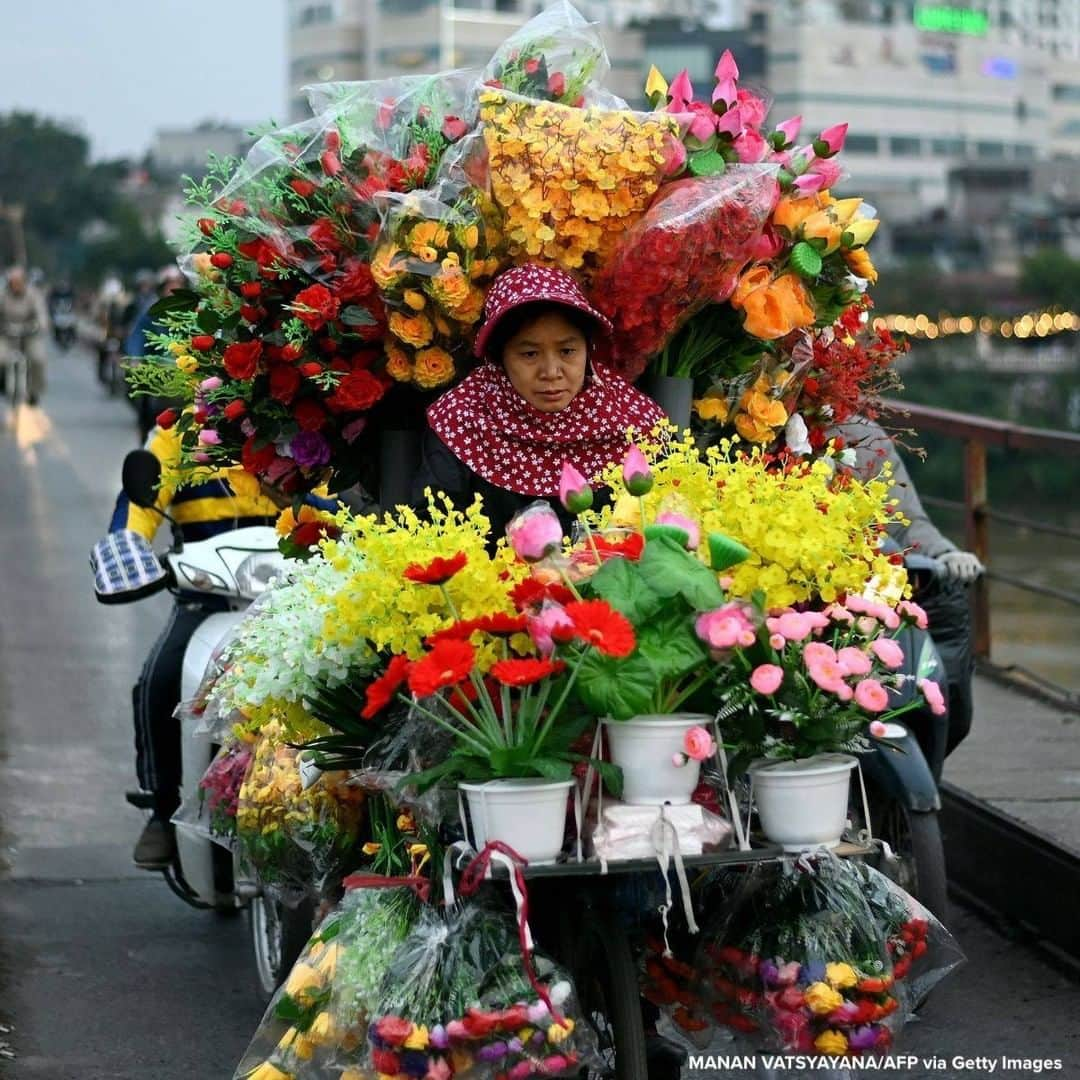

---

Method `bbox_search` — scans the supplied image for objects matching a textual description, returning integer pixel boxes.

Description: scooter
[856,549,961,921]
[51,298,77,351]
[91,449,310,999]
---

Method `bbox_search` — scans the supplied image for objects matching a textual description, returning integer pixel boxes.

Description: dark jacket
[411,428,606,547]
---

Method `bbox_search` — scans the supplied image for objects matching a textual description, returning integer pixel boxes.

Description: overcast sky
[0,0,286,160]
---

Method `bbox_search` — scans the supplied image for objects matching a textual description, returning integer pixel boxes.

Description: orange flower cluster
[372,189,506,388]
[479,90,678,277]
[731,265,815,341]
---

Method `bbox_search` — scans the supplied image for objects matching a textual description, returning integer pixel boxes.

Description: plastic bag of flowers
[234,882,423,1080]
[363,898,598,1079]
[693,853,911,1059]
[236,719,366,900]
[127,93,470,496]
[481,0,613,108]
[589,168,780,380]
[171,731,256,850]
[848,860,965,1014]
[371,178,507,390]
[471,86,683,281]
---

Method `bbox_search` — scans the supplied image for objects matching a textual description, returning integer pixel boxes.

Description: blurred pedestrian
[0,266,51,404]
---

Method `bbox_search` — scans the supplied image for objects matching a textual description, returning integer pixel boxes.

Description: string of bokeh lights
[873,308,1080,341]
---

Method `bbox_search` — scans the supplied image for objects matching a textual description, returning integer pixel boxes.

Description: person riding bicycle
[108,423,287,869]
[0,266,51,405]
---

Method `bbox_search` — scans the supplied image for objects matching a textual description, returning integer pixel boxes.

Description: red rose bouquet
[128,88,470,495]
[589,168,779,379]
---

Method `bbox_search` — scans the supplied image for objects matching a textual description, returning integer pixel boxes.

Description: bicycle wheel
[565,913,648,1080]
[8,353,23,409]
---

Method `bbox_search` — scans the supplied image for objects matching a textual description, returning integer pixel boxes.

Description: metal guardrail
[883,399,1080,659]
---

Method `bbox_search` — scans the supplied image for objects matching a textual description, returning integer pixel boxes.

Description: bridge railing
[883,400,1080,659]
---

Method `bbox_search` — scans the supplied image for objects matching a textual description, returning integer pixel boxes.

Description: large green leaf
[638,535,725,610]
[574,651,657,721]
[341,304,378,327]
[636,607,708,681]
[587,557,662,622]
[148,288,200,319]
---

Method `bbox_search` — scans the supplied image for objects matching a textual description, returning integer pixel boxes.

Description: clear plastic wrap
[235,720,366,899]
[694,854,913,1058]
[472,88,681,280]
[172,734,255,850]
[371,179,507,389]
[588,168,779,380]
[365,899,597,1079]
[234,883,421,1080]
[481,1,611,106]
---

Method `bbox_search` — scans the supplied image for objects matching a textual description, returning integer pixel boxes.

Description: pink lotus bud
[814,122,848,158]
[558,460,593,514]
[622,445,653,495]
[773,116,802,147]
[507,503,563,563]
[715,104,743,139]
[199,376,223,391]
[528,602,575,657]
[687,105,717,143]
[736,88,768,127]
[712,79,738,110]
[660,131,687,176]
[792,172,828,195]
[714,50,739,83]
[809,156,843,188]
[197,428,221,445]
[656,511,700,550]
[667,69,695,110]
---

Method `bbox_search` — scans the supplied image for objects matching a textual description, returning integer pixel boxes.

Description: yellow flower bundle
[592,433,904,609]
[479,90,678,276]
[373,188,506,388]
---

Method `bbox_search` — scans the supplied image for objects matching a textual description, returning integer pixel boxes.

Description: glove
[938,550,984,583]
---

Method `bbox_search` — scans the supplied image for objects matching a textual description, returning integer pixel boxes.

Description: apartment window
[645,44,715,84]
[1014,144,1036,159]
[889,135,922,156]
[292,3,334,27]
[1053,83,1080,102]
[930,137,965,156]
[845,133,881,154]
[976,141,1006,158]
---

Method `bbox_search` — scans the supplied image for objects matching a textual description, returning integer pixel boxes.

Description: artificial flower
[750,664,784,695]
[407,639,476,698]
[362,654,412,718]
[565,600,636,658]
[489,658,566,687]
[404,551,468,585]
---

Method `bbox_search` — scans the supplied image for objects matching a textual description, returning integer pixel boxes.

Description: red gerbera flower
[489,658,567,687]
[407,640,475,698]
[594,533,645,561]
[403,551,467,585]
[361,654,410,719]
[472,612,528,637]
[509,577,575,612]
[565,600,636,658]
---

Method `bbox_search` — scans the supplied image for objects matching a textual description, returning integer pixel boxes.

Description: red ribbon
[457,841,562,1022]
[342,872,431,904]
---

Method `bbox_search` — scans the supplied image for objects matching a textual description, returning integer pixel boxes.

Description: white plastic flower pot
[603,715,711,806]
[460,778,574,864]
[749,753,857,851]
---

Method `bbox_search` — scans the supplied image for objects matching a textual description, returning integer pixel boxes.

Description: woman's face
[501,310,588,413]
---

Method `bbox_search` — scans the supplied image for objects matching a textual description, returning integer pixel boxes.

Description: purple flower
[429,1024,450,1050]
[847,1025,880,1052]
[342,416,367,444]
[800,961,826,985]
[240,418,256,438]
[477,1042,508,1063]
[290,430,331,469]
[759,960,781,987]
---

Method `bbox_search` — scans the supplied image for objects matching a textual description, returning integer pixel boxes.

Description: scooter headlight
[234,551,287,599]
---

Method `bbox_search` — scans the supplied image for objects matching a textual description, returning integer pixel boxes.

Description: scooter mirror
[122,449,162,510]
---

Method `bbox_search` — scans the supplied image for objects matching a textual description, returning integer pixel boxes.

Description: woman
[413,264,666,540]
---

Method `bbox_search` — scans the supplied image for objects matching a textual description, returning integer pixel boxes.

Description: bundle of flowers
[365,901,595,1079]
[696,854,906,1057]
[128,89,471,496]
[698,593,945,775]
[172,733,256,847]
[477,89,680,276]
[235,884,422,1080]
[588,169,779,379]
[372,181,506,388]
[275,501,344,561]
[235,719,366,896]
[585,434,902,609]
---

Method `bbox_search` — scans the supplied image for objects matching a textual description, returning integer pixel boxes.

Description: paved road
[1,347,1078,1079]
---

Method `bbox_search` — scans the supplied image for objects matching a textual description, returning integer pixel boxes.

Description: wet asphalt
[0,346,1078,1080]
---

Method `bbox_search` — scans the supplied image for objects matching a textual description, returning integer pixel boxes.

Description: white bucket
[460,778,574,864]
[750,754,857,851]
[603,715,710,806]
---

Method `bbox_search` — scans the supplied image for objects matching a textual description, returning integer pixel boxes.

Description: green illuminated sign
[914,6,989,35]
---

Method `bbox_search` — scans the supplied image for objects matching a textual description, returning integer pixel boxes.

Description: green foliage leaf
[586,557,662,623]
[574,652,657,721]
[635,607,708,682]
[341,304,378,327]
[148,289,200,320]
[638,535,725,611]
[790,241,823,279]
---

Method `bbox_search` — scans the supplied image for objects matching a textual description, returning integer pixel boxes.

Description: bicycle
[2,338,28,410]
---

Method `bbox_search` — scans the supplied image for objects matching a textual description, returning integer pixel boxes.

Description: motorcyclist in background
[836,416,983,752]
[108,424,285,868]
[125,267,187,439]
[0,266,51,405]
